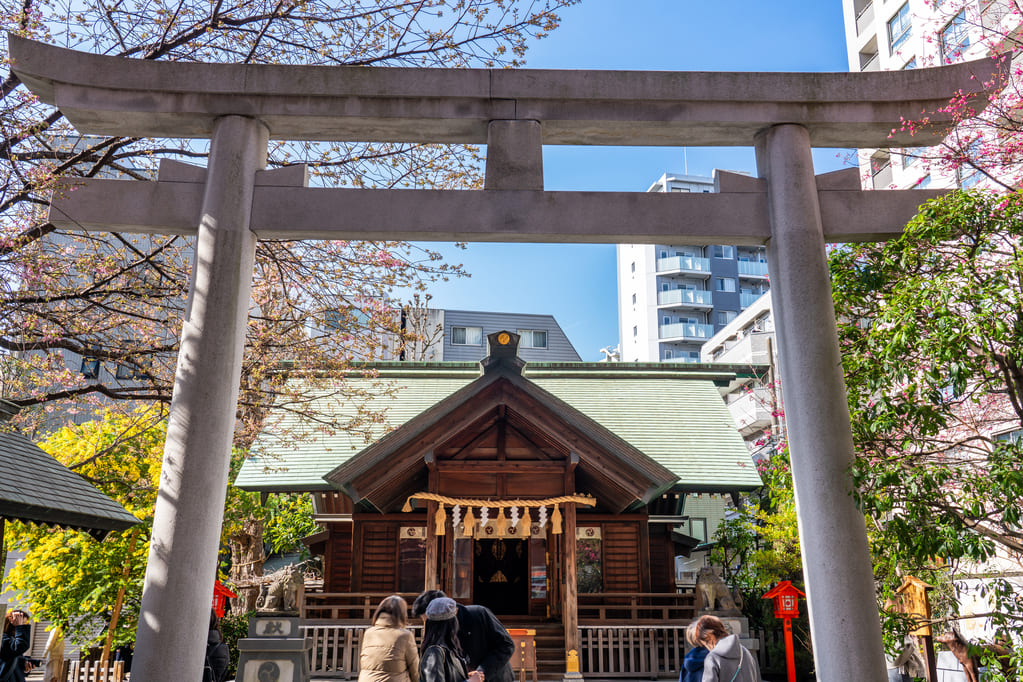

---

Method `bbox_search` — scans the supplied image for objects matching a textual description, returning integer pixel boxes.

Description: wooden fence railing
[303,622,692,680]
[63,660,125,682]
[578,625,687,679]
[577,592,697,623]
[302,592,421,620]
[302,622,424,679]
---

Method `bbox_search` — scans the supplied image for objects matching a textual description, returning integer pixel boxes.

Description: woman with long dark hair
[418,598,482,682]
[359,595,419,682]
[2,609,36,682]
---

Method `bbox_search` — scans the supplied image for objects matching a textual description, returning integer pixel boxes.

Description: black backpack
[201,645,215,682]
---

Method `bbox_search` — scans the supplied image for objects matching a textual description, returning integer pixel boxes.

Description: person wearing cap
[418,598,484,682]
[412,591,513,682]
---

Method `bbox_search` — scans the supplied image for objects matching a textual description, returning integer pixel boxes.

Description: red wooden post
[763,581,806,682]
[782,617,796,682]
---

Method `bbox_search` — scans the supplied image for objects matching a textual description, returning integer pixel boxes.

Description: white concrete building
[617,172,769,363]
[842,0,1014,191]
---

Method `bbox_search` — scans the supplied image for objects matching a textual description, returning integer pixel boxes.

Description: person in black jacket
[2,609,36,682]
[204,609,230,682]
[412,591,514,682]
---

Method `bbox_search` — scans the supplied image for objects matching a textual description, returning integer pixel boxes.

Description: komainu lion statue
[695,565,742,616]
[255,565,305,615]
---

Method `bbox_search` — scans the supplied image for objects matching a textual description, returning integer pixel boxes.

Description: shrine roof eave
[8,35,1003,148]
[0,432,140,539]
[235,361,764,495]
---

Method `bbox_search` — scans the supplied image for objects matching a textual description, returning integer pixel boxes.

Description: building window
[81,357,100,379]
[916,174,931,189]
[632,326,638,337]
[659,250,667,258]
[994,429,1023,443]
[451,326,483,345]
[631,293,637,305]
[902,57,917,70]
[116,363,136,380]
[715,278,736,292]
[517,329,548,349]
[941,10,970,62]
[888,3,912,54]
[712,245,733,259]
[717,310,737,325]
[631,262,636,273]
[664,349,673,360]
[663,316,671,326]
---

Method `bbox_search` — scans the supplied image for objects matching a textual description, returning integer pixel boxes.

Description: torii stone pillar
[8,34,1003,682]
[132,116,269,682]
[757,124,886,678]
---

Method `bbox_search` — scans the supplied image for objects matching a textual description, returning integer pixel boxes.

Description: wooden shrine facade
[260,331,759,678]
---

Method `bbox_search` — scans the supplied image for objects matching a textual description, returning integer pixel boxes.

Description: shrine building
[236,330,762,678]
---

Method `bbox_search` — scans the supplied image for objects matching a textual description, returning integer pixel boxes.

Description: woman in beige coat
[359,595,420,682]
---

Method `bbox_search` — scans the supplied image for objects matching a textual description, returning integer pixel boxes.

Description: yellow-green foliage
[5,408,164,646]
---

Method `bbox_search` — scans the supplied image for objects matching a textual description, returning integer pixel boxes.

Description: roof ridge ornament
[480,330,525,375]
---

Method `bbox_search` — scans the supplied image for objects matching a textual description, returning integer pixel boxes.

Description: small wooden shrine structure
[238,331,762,678]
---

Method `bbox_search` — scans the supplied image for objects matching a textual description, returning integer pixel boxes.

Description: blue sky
[420,0,853,360]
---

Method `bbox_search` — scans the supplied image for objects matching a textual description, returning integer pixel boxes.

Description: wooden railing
[63,660,126,682]
[303,622,690,680]
[577,592,697,623]
[302,591,421,620]
[579,625,687,679]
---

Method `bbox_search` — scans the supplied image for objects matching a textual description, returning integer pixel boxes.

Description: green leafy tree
[5,408,162,646]
[831,189,1023,655]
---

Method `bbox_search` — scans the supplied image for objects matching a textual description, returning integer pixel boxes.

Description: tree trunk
[229,516,265,613]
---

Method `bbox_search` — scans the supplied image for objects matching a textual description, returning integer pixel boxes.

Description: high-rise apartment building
[617,172,769,363]
[842,0,1011,191]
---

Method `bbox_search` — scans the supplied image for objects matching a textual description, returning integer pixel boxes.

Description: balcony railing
[856,1,874,36]
[655,255,711,275]
[658,322,715,341]
[740,291,764,308]
[737,261,768,278]
[657,289,713,307]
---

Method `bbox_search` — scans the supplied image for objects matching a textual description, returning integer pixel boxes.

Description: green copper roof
[235,362,762,493]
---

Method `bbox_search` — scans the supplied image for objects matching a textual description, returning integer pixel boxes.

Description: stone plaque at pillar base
[235,616,310,682]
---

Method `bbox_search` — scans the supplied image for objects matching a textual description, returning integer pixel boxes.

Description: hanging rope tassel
[402,497,414,513]
[435,503,446,536]
[552,504,562,535]
[495,507,509,537]
[463,507,476,537]
[521,507,532,535]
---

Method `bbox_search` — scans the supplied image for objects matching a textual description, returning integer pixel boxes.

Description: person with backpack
[204,609,230,682]
[417,598,483,682]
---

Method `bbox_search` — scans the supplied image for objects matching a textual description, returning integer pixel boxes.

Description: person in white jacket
[42,625,65,682]
[693,615,760,682]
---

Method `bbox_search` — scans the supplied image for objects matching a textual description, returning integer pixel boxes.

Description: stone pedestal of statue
[235,616,310,682]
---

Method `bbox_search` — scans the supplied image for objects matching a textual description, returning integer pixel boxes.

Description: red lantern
[762,581,805,682]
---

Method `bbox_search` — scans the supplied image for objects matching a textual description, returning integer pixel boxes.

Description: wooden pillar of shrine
[561,502,580,674]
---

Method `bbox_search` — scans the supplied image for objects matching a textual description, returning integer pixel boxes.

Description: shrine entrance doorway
[474,538,529,615]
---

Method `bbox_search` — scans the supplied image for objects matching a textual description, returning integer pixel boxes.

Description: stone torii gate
[9,34,1001,682]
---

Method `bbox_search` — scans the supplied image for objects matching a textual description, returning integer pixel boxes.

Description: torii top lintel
[8,34,1002,148]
